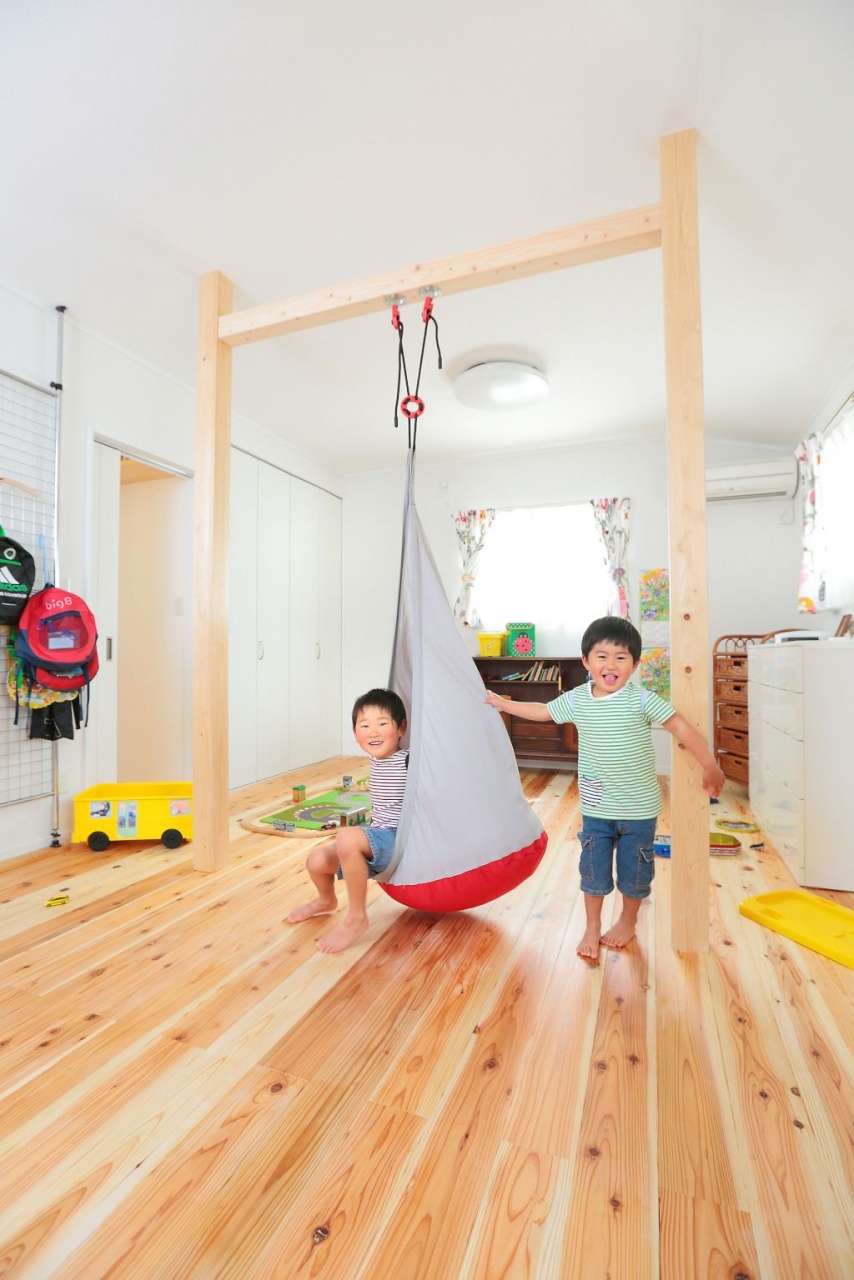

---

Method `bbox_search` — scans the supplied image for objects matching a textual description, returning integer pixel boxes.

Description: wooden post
[193,271,233,872]
[660,129,710,953]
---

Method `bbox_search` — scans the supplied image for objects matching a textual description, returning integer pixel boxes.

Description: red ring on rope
[400,395,425,420]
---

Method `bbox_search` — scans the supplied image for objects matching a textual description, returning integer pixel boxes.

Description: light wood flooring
[0,759,852,1279]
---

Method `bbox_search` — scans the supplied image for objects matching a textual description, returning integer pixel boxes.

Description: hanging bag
[14,584,99,721]
[0,526,36,625]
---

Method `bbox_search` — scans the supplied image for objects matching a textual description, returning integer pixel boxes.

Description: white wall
[0,279,342,860]
[341,437,807,752]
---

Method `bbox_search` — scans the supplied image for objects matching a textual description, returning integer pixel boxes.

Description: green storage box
[506,622,536,657]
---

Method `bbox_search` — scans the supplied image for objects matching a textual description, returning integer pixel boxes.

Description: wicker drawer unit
[712,634,765,784]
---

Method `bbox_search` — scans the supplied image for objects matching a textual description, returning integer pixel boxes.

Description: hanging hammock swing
[374,298,547,913]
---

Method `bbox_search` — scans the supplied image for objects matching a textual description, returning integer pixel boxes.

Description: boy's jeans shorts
[336,824,396,880]
[578,815,657,899]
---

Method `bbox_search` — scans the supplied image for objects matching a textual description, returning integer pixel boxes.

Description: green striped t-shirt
[548,681,675,818]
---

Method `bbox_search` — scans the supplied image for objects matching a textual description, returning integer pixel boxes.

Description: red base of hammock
[379,829,548,913]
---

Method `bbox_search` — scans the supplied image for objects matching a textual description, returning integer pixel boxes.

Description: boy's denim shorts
[335,824,397,880]
[578,815,657,899]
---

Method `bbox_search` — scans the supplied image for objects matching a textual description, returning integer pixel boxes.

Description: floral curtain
[796,434,825,614]
[452,508,495,627]
[590,497,631,619]
[820,410,854,610]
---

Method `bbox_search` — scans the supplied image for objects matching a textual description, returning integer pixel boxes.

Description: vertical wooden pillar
[193,271,233,872]
[660,129,710,952]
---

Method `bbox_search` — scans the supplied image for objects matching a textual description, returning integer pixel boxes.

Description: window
[470,504,611,653]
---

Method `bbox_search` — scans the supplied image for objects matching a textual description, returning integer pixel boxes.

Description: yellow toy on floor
[739,889,854,969]
[72,782,193,852]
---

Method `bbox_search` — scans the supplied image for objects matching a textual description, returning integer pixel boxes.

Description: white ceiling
[3,0,853,473]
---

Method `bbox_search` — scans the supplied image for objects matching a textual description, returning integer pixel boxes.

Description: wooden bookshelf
[474,654,587,765]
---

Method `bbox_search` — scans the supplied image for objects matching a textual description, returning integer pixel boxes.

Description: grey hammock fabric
[379,451,544,888]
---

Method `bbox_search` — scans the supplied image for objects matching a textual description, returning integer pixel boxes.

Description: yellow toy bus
[72,782,193,852]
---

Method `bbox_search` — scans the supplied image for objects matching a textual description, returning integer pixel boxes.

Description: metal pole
[49,305,66,847]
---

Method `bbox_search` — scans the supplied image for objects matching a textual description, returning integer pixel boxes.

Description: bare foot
[577,924,601,966]
[601,917,636,950]
[286,896,337,924]
[316,913,370,954]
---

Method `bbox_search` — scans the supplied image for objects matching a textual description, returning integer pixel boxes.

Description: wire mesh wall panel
[0,369,58,805]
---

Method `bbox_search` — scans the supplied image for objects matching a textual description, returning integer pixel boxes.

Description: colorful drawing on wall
[639,647,671,700]
[640,569,670,621]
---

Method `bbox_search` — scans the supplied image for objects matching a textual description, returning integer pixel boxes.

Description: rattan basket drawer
[717,702,748,730]
[716,678,748,705]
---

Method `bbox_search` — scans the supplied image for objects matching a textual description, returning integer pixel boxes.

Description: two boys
[290,616,724,962]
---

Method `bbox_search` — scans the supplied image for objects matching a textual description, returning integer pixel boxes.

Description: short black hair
[581,616,642,663]
[351,687,407,729]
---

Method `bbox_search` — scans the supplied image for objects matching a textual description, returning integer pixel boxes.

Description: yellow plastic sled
[739,889,854,969]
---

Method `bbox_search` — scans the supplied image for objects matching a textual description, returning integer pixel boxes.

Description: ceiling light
[452,361,549,411]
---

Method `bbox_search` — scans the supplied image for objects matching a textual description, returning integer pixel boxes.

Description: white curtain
[452,508,495,627]
[820,409,854,610]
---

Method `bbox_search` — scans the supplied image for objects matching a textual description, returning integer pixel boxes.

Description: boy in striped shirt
[486,618,724,965]
[287,688,408,954]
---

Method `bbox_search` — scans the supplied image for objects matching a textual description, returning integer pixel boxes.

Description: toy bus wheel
[161,828,184,849]
[88,831,110,852]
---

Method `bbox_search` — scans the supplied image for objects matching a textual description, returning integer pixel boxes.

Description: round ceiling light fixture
[452,361,549,411]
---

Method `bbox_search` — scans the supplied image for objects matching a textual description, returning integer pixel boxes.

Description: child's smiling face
[353,705,405,759]
[582,640,639,697]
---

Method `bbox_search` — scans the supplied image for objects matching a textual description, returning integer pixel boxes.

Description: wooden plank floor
[0,758,852,1279]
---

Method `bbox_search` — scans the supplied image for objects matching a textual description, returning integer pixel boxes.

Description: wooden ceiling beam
[218,204,662,346]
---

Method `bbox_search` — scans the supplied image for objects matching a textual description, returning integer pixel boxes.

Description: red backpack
[14,585,99,716]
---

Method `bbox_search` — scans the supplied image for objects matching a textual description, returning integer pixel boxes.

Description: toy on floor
[72,782,193,851]
[653,831,742,857]
[739,889,854,969]
[252,787,372,837]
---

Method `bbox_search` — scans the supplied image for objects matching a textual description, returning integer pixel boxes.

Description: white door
[228,450,259,787]
[289,478,342,769]
[256,462,291,778]
[289,477,320,768]
[88,443,121,784]
[316,486,342,760]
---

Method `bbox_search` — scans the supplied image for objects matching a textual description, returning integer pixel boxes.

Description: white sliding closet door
[289,478,342,768]
[229,451,293,787]
[256,462,291,778]
[228,450,259,788]
[316,487,342,760]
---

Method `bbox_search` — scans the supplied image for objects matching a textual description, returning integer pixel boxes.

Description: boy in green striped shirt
[485,617,724,965]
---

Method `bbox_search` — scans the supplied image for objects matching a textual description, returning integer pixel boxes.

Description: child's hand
[703,761,726,798]
[484,690,505,711]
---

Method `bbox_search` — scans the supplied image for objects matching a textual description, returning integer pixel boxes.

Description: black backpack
[0,526,36,625]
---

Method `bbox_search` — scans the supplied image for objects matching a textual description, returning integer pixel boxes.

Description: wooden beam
[660,129,710,953]
[193,271,233,873]
[218,204,662,346]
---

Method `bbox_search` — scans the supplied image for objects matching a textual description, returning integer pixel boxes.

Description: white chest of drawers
[748,640,854,890]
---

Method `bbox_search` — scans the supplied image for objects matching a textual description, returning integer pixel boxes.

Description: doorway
[90,442,193,784]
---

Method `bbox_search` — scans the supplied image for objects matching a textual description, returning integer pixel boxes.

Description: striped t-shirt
[369,749,408,829]
[548,681,675,818]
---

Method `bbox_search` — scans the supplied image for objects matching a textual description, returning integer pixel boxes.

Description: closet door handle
[316,643,321,660]
[106,637,113,661]
[257,641,264,660]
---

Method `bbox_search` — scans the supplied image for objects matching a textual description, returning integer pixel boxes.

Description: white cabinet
[748,641,854,890]
[289,477,342,769]
[229,453,342,788]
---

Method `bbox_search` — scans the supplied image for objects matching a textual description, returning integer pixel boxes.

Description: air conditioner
[705,457,799,503]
